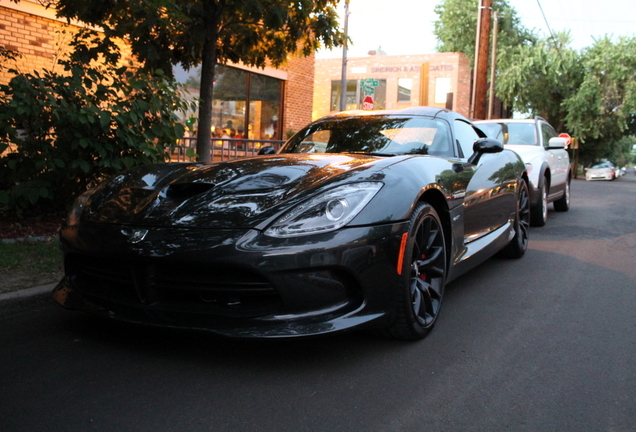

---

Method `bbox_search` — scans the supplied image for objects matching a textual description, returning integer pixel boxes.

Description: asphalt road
[2,173,635,432]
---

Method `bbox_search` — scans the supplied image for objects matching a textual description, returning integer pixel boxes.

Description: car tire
[530,176,548,227]
[384,202,447,340]
[553,179,570,212]
[499,179,530,259]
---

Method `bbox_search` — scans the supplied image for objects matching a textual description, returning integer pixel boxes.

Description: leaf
[185,147,198,158]
[79,160,91,173]
[99,111,111,128]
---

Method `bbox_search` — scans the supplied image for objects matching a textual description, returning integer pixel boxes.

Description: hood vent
[164,182,216,201]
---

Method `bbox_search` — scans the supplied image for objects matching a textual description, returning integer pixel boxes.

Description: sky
[317,0,636,58]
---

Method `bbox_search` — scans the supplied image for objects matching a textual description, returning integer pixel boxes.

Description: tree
[434,0,535,67]
[563,36,636,164]
[55,0,347,161]
[0,30,193,216]
[495,32,582,130]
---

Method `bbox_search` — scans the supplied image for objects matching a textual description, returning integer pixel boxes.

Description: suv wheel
[554,179,570,212]
[530,177,548,227]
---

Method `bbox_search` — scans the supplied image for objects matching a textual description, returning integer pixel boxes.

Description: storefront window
[330,79,386,111]
[212,65,247,138]
[249,73,281,140]
[434,77,451,104]
[397,78,412,102]
[330,80,359,111]
[175,64,283,140]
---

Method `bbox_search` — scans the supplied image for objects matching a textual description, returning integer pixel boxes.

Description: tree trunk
[196,4,221,162]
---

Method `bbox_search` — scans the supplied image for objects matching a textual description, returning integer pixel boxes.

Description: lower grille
[65,254,281,318]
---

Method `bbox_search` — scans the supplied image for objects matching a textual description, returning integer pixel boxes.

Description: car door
[453,119,513,243]
[540,121,568,192]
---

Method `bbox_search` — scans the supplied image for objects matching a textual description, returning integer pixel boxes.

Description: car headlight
[264,182,383,237]
[65,190,93,228]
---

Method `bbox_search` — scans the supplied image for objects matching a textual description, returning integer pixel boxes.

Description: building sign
[370,65,421,73]
[430,65,454,71]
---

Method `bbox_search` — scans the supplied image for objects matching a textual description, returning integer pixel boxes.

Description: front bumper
[54,221,407,338]
[586,172,613,181]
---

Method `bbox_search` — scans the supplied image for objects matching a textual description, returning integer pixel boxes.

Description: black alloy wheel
[385,202,447,340]
[499,179,530,258]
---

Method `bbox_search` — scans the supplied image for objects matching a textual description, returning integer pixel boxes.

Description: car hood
[83,154,390,229]
[503,144,541,162]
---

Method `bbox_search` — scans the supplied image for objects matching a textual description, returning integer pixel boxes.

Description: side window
[540,122,557,147]
[454,120,480,159]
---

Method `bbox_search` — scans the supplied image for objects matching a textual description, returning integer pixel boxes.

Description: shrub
[0,31,194,217]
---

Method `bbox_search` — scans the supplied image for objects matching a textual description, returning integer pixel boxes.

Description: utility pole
[488,11,498,119]
[471,0,492,120]
[470,0,482,119]
[339,0,350,112]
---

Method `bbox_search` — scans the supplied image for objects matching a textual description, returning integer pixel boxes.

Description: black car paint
[54,107,526,338]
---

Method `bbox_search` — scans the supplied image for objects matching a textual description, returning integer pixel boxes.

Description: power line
[535,0,555,39]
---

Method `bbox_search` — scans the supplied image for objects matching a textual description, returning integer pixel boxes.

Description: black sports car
[53,107,530,340]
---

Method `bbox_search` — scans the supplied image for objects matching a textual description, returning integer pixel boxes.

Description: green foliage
[0,30,194,217]
[57,0,346,73]
[54,0,347,161]
[434,0,535,67]
[607,135,636,167]
[496,32,582,130]
[563,36,636,164]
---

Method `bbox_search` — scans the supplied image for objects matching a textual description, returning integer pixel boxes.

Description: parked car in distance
[475,117,571,227]
[585,161,618,181]
[53,107,530,341]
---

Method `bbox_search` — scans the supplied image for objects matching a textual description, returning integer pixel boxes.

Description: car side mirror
[258,146,276,155]
[548,137,568,149]
[467,138,503,165]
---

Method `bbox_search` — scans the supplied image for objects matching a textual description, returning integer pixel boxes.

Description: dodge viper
[53,107,530,340]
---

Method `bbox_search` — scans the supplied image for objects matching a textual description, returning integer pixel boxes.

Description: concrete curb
[0,283,56,303]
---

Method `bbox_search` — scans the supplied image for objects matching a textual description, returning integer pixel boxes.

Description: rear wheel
[499,180,530,258]
[553,179,570,212]
[384,202,447,340]
[530,176,548,226]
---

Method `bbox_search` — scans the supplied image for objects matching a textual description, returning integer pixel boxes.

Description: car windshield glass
[591,162,612,168]
[478,122,537,146]
[281,116,453,157]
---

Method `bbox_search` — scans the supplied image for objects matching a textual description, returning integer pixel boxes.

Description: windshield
[591,162,613,169]
[281,116,453,157]
[477,122,538,146]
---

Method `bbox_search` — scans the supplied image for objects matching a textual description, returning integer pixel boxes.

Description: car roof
[321,106,469,123]
[474,119,536,124]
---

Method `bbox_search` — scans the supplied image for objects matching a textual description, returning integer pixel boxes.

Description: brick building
[313,52,471,120]
[1,1,315,141]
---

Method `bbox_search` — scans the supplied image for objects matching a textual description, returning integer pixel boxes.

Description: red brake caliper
[419,254,427,280]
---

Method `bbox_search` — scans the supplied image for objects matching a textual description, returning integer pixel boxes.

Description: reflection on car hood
[83,154,385,229]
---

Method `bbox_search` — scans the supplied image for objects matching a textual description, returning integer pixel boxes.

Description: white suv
[475,117,571,226]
